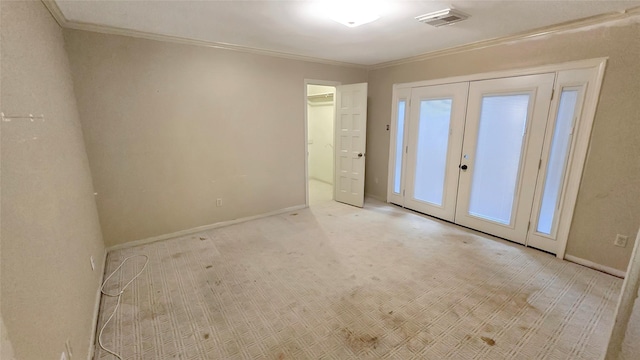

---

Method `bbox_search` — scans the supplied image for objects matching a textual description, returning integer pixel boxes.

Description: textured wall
[64,30,367,247]
[366,18,640,271]
[0,1,105,359]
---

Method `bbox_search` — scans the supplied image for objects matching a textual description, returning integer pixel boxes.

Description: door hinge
[538,159,542,170]
[403,189,405,196]
[527,221,531,231]
[405,145,408,154]
[551,89,555,100]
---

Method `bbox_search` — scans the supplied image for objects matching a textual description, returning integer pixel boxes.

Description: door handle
[459,164,468,170]
[358,153,364,158]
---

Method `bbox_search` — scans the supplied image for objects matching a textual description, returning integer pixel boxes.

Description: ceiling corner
[41,0,68,28]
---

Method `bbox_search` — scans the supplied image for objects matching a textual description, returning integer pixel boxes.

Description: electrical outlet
[90,256,95,271]
[614,234,628,248]
[216,198,222,207]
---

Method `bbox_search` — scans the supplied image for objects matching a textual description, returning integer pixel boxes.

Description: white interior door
[455,74,555,244]
[403,83,469,221]
[335,83,368,207]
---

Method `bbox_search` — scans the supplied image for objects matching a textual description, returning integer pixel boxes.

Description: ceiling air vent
[415,8,469,27]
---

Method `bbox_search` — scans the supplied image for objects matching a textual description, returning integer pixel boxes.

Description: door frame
[388,58,607,259]
[304,79,341,207]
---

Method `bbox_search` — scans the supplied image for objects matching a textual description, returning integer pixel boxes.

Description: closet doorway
[306,83,337,205]
[387,60,606,257]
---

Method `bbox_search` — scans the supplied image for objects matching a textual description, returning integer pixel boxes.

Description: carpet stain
[342,328,379,350]
[199,237,206,241]
[205,265,213,269]
[481,336,496,346]
[290,213,298,216]
[203,333,210,339]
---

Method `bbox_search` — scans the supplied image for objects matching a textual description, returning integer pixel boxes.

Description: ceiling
[54,0,640,66]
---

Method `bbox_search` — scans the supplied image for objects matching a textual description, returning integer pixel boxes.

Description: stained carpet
[95,199,621,359]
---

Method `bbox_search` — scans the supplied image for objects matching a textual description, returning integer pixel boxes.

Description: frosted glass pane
[468,94,530,225]
[393,101,406,194]
[537,90,579,235]
[413,99,452,206]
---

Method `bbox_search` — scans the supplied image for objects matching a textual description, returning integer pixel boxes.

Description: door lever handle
[358,153,364,158]
[459,164,468,170]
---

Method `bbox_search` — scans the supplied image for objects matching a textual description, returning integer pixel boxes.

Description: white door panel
[335,83,368,207]
[455,74,555,244]
[403,83,469,221]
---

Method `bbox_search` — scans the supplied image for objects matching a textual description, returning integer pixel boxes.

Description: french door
[388,70,588,253]
[388,63,604,256]
[401,83,468,222]
[455,74,555,244]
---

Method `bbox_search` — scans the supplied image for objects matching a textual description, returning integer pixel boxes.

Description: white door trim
[304,79,341,207]
[393,57,607,91]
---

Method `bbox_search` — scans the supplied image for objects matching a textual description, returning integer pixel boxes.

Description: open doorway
[306,84,336,205]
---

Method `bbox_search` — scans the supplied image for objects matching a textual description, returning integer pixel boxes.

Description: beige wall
[366,19,640,271]
[64,30,367,247]
[1,1,105,359]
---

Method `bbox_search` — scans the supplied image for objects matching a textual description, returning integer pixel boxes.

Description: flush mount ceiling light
[323,0,382,28]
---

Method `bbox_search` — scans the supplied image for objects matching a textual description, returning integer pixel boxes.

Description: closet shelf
[307,92,334,103]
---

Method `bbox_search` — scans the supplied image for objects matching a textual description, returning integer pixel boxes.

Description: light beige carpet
[96,199,622,359]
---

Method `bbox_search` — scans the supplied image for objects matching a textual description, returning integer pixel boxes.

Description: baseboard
[87,248,108,360]
[564,254,626,278]
[107,204,307,252]
[365,193,387,203]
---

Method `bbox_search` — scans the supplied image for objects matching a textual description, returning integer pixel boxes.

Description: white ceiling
[55,0,640,66]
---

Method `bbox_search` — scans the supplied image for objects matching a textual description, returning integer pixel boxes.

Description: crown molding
[369,6,640,70]
[42,0,639,72]
[41,0,67,27]
[39,0,366,69]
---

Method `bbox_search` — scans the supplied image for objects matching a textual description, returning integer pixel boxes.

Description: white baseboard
[106,204,307,252]
[564,254,626,278]
[364,193,387,203]
[88,249,108,360]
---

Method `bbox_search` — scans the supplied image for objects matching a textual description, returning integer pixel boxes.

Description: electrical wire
[98,255,149,359]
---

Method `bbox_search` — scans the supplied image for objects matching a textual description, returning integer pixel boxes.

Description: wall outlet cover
[614,234,628,248]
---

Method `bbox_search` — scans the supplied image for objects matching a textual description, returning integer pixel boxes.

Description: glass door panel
[536,89,579,235]
[468,94,530,225]
[403,83,468,222]
[393,100,407,194]
[387,88,411,206]
[455,74,555,244]
[414,99,453,206]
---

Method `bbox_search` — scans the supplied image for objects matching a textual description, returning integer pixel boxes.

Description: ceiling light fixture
[323,0,382,28]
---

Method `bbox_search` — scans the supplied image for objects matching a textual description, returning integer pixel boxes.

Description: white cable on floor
[98,254,149,360]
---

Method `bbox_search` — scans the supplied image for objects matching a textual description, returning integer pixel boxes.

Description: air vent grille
[416,9,469,27]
